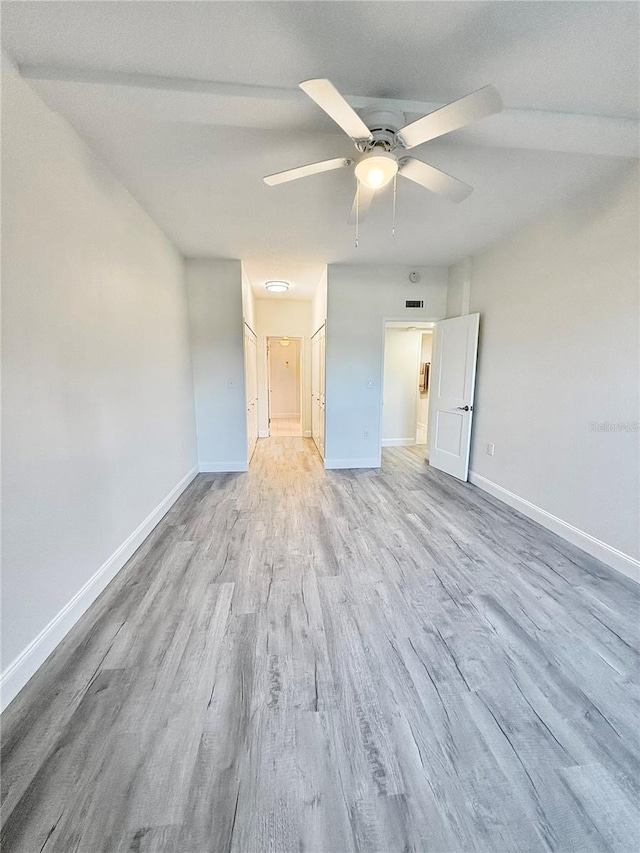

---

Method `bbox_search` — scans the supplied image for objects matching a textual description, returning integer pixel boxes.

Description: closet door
[311,331,318,447]
[318,325,326,459]
[311,324,326,459]
[244,325,259,462]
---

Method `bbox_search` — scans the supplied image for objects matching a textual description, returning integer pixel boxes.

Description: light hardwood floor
[2,438,639,853]
[269,418,302,437]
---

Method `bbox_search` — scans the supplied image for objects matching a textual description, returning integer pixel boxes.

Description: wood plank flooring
[2,438,639,853]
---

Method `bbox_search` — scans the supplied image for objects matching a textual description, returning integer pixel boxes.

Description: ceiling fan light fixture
[355,150,398,189]
[265,280,290,293]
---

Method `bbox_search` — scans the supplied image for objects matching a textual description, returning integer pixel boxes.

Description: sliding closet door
[244,324,258,462]
[311,324,326,459]
[318,325,326,458]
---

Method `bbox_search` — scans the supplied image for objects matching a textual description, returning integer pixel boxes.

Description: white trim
[258,430,269,438]
[199,461,248,473]
[243,320,258,339]
[0,465,199,711]
[303,430,312,438]
[382,438,416,447]
[325,457,381,470]
[468,471,640,583]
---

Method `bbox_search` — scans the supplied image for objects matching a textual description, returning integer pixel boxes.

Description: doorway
[416,332,433,447]
[381,322,434,451]
[267,337,302,437]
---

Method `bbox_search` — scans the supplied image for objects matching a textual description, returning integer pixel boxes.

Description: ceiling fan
[263,78,503,217]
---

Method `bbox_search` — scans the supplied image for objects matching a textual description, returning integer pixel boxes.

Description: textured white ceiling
[4,2,639,116]
[2,1,638,286]
[243,259,325,302]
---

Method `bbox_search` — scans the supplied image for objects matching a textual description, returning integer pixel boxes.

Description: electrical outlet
[487,442,495,456]
[227,379,236,390]
[364,430,370,439]
[365,379,374,389]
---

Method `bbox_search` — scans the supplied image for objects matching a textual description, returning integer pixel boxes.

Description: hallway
[268,417,302,437]
[2,438,639,852]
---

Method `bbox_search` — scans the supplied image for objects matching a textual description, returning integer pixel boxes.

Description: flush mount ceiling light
[279,337,291,347]
[265,280,289,293]
[354,150,398,189]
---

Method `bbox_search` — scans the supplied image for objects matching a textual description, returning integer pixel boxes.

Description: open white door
[428,313,479,481]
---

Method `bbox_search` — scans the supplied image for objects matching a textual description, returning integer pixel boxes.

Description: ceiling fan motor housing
[356,106,406,152]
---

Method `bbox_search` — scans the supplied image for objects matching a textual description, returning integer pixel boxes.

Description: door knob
[456,405,471,411]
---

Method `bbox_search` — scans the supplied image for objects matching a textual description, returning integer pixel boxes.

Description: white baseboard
[382,438,416,447]
[325,457,381,470]
[468,471,640,583]
[258,430,269,438]
[0,465,199,712]
[270,413,300,419]
[199,461,248,473]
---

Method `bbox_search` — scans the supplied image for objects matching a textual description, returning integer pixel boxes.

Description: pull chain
[392,172,397,237]
[355,179,360,248]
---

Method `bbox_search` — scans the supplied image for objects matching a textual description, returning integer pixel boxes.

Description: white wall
[446,257,472,318]
[1,61,198,708]
[420,334,433,365]
[269,339,301,417]
[417,333,433,443]
[325,264,448,468]
[254,299,312,437]
[382,329,421,446]
[186,259,248,471]
[467,163,639,578]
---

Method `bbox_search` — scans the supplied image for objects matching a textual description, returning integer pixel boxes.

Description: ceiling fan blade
[398,158,473,203]
[300,78,374,142]
[397,85,503,149]
[263,157,353,186]
[348,181,376,223]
